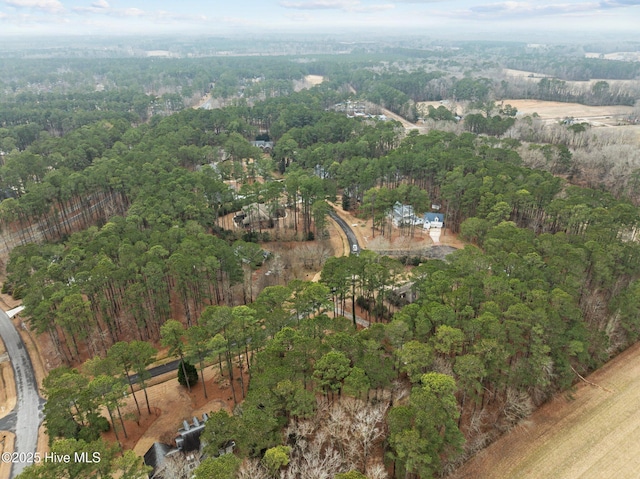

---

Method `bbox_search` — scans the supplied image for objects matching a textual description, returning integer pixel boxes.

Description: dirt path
[379,107,428,133]
[452,341,640,479]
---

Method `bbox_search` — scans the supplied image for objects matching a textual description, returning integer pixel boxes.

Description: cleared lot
[501,99,634,123]
[417,99,634,125]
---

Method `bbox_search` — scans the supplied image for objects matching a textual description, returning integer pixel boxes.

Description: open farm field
[503,68,551,79]
[503,68,640,89]
[501,99,633,122]
[451,340,640,479]
[585,52,640,62]
[418,99,633,126]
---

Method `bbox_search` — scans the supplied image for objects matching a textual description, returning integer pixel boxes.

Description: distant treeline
[506,55,640,81]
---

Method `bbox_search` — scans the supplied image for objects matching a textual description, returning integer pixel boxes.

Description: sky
[0,0,639,38]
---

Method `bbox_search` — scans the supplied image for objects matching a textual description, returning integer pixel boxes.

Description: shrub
[178,360,199,388]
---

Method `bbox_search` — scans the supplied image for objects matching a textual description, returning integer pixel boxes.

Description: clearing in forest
[500,99,634,123]
[417,99,633,125]
[293,75,324,91]
[451,340,640,479]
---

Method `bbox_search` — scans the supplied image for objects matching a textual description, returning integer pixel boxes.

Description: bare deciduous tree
[280,398,389,478]
[237,458,270,479]
[352,402,388,470]
[502,387,534,428]
[155,452,200,479]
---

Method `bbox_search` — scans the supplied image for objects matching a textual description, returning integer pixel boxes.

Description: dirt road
[378,107,427,133]
[452,341,640,479]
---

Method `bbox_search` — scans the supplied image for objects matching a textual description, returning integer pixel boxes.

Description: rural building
[252,140,274,152]
[234,203,277,229]
[175,414,209,452]
[143,414,215,479]
[143,442,173,479]
[391,202,424,227]
[423,212,445,229]
[389,281,417,306]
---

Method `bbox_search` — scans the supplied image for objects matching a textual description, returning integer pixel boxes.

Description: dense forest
[2,38,640,478]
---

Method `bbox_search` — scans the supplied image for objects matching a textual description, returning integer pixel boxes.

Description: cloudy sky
[0,0,639,37]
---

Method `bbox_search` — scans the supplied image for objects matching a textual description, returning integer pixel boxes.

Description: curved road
[328,210,360,254]
[0,310,45,479]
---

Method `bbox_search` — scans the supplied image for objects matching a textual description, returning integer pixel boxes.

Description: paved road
[333,306,371,329]
[0,310,45,479]
[129,359,181,384]
[328,210,360,253]
[373,245,458,260]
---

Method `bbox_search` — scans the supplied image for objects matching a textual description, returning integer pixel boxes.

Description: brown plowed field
[451,341,640,479]
[500,99,633,122]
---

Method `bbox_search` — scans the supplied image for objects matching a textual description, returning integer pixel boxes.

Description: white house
[423,212,445,229]
[391,202,424,227]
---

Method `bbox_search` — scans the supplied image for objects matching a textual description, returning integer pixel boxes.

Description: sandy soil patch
[304,75,324,86]
[36,423,48,459]
[293,75,325,92]
[0,365,15,421]
[0,340,16,420]
[0,432,15,479]
[451,340,640,479]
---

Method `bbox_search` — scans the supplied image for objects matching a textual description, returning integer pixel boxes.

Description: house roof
[424,213,445,222]
[144,442,173,477]
[252,141,274,149]
[393,282,415,294]
[392,202,415,217]
[177,429,205,452]
[175,414,210,453]
[241,203,272,225]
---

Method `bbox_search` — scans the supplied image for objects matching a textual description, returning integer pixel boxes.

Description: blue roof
[424,213,444,222]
